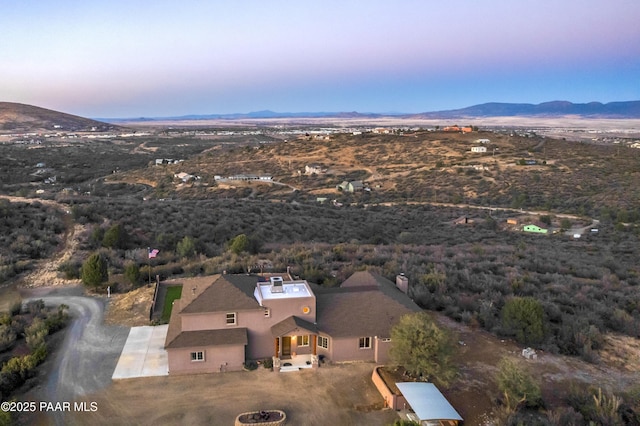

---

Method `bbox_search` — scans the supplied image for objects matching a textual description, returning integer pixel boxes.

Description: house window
[226,312,236,325]
[297,335,309,347]
[190,351,204,362]
[359,337,372,349]
[318,336,329,349]
[264,308,270,318]
[380,337,392,342]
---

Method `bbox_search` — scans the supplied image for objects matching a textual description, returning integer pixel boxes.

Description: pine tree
[81,253,108,288]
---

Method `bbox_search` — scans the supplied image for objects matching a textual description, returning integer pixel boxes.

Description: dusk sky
[3,1,640,118]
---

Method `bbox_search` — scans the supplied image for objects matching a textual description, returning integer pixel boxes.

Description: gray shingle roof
[314,271,420,338]
[340,270,420,310]
[179,275,260,314]
[165,328,248,349]
[271,316,318,337]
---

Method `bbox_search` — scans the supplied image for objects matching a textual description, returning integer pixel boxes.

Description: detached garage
[395,382,463,426]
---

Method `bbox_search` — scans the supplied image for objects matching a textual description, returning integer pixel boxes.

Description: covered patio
[270,316,319,372]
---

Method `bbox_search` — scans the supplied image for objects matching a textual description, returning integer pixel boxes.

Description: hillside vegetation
[2,121,640,424]
[113,129,640,218]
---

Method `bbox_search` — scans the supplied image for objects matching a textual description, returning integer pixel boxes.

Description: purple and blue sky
[2,0,639,118]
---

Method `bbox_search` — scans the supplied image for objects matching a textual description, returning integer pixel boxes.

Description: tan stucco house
[164,271,420,374]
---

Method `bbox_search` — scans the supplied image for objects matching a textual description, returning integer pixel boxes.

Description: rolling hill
[0,102,120,133]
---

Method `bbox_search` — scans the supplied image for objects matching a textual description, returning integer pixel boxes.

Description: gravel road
[22,287,130,425]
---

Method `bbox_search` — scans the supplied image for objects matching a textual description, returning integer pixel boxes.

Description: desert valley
[1,102,640,425]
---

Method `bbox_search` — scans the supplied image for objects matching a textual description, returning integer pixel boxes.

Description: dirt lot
[434,315,640,424]
[102,285,155,327]
[65,362,398,426]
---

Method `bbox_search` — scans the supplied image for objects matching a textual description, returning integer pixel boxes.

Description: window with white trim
[226,312,236,325]
[190,351,204,362]
[359,337,372,349]
[264,308,270,318]
[297,335,309,347]
[318,335,329,349]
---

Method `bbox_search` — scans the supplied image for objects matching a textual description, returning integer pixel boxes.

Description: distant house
[164,271,420,375]
[228,174,259,181]
[475,138,490,144]
[305,164,327,175]
[507,218,518,225]
[523,224,548,234]
[471,146,487,153]
[443,126,473,133]
[174,172,195,183]
[156,158,183,166]
[336,180,364,192]
[452,216,473,225]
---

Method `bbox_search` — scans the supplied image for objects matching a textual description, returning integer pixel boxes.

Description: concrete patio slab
[112,325,169,379]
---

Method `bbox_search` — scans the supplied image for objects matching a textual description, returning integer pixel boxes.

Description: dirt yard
[102,285,155,327]
[434,315,640,424]
[64,363,398,426]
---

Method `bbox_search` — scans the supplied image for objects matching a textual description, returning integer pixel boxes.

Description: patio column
[312,335,317,356]
[274,337,279,358]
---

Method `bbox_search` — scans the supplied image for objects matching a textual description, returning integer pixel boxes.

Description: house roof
[179,274,261,314]
[340,271,420,311]
[341,270,389,288]
[271,316,318,337]
[395,382,463,422]
[165,328,248,349]
[314,271,420,338]
[524,222,548,230]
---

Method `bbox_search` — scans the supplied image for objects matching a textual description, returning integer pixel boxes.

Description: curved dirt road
[23,288,129,425]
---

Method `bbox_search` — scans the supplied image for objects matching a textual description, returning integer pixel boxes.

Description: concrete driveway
[112,325,169,379]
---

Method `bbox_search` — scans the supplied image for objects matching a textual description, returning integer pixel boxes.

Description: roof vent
[270,276,284,293]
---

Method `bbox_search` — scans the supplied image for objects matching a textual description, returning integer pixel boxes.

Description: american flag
[148,248,159,259]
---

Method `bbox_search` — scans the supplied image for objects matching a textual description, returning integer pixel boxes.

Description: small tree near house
[389,312,456,387]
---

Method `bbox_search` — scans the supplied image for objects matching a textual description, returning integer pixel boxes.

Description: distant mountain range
[1,100,639,133]
[105,100,640,122]
[102,110,387,122]
[414,100,640,119]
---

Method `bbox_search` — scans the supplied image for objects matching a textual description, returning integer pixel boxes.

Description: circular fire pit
[235,409,286,426]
